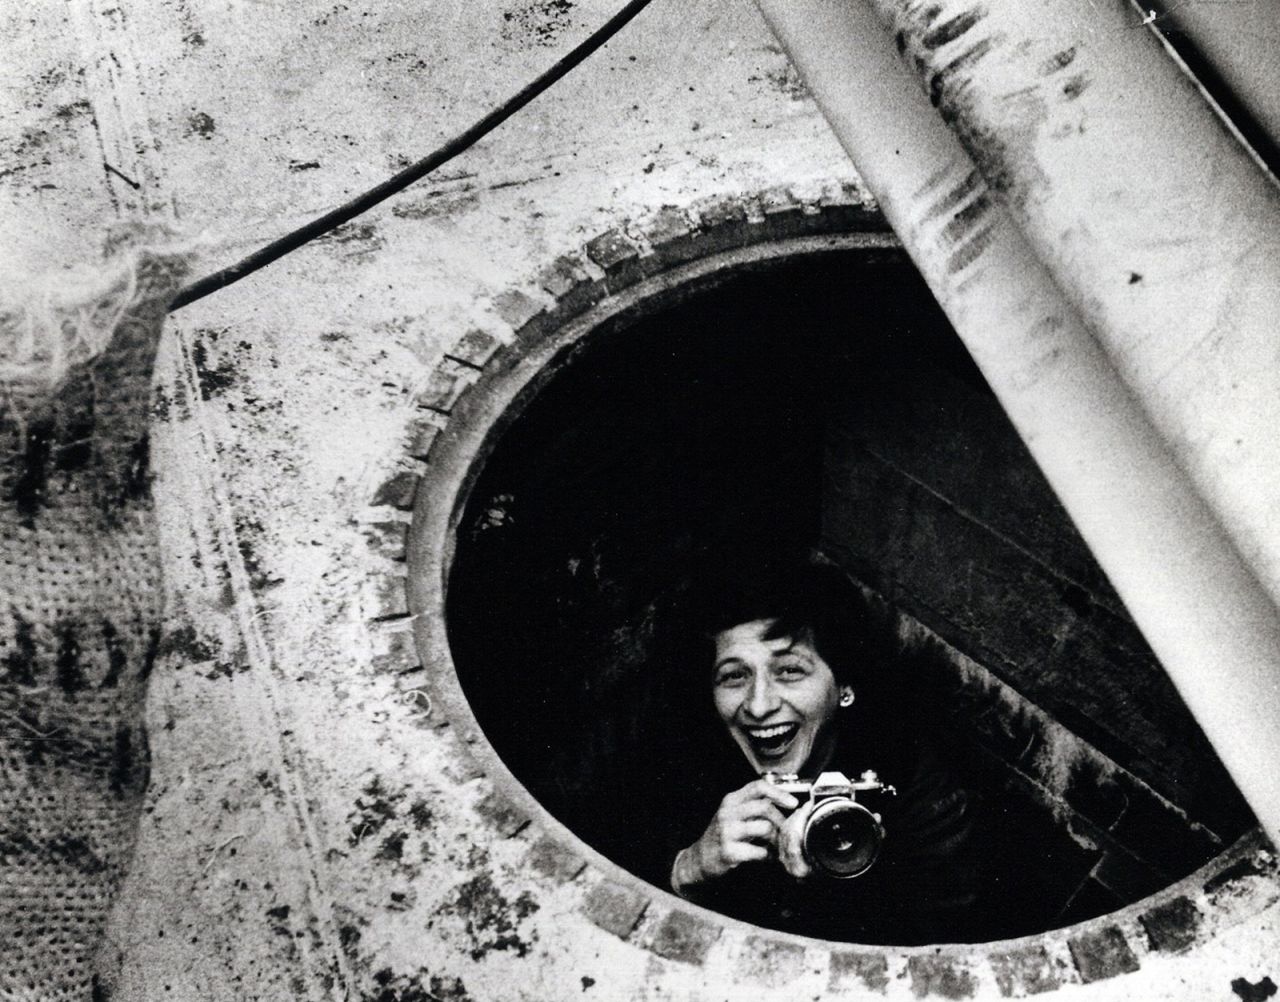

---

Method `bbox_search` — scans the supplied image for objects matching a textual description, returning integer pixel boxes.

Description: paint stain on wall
[438,871,539,961]
[501,1,577,47]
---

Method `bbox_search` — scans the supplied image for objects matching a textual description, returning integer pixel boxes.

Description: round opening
[444,245,1255,946]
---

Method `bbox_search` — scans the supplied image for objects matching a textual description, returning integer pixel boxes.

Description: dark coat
[666,709,979,945]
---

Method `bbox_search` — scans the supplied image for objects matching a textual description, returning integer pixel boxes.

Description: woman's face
[712,617,841,777]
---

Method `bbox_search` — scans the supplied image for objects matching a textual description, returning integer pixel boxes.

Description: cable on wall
[168,0,656,313]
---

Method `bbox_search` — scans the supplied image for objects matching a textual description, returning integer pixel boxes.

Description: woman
[667,555,978,944]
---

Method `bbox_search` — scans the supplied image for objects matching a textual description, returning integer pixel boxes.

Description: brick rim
[365,186,1278,994]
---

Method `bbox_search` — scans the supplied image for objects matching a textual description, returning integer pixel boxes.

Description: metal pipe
[753,0,1280,849]
[868,0,1280,613]
[1148,1,1280,176]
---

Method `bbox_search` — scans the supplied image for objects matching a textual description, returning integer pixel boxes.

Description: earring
[839,687,855,707]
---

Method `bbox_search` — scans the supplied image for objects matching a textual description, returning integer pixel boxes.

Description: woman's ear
[839,686,855,708]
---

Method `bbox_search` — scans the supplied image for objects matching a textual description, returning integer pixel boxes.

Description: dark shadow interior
[445,249,1254,944]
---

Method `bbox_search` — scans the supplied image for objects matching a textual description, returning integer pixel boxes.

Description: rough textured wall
[2,0,1278,999]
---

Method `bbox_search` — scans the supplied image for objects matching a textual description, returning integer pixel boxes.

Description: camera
[763,770,896,879]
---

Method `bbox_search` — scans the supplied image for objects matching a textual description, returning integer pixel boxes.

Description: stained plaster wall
[2,1,1278,999]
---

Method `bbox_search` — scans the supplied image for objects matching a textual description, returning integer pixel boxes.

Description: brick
[1067,926,1139,983]
[584,229,644,290]
[1140,896,1200,953]
[648,909,721,965]
[1204,854,1267,896]
[525,835,586,885]
[690,195,752,252]
[416,358,477,413]
[491,290,545,334]
[537,254,589,298]
[474,789,529,837]
[736,936,806,986]
[757,186,819,239]
[369,467,421,510]
[640,207,701,269]
[370,629,420,676]
[828,950,889,993]
[907,954,977,999]
[438,729,486,784]
[644,206,694,247]
[362,520,407,562]
[989,944,1059,996]
[816,181,881,231]
[534,254,606,321]
[367,573,409,621]
[758,185,804,217]
[581,879,648,940]
[448,327,503,367]
[403,415,443,462]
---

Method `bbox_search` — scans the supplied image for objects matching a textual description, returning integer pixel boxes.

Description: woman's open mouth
[743,722,800,759]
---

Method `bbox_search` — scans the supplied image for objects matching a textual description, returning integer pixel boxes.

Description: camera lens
[803,799,883,878]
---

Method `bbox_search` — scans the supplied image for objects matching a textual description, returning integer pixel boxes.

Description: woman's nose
[745,674,780,718]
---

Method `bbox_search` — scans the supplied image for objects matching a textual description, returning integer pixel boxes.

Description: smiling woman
[668,553,978,944]
[712,619,846,776]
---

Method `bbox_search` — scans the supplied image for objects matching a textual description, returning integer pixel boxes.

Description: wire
[168,0,656,313]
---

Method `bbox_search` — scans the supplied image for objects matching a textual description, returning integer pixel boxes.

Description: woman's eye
[716,668,748,687]
[775,661,809,678]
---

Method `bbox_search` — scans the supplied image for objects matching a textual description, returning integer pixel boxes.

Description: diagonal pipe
[864,0,1280,613]
[753,0,1280,850]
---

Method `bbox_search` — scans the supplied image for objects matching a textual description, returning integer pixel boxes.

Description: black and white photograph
[3,1,1279,999]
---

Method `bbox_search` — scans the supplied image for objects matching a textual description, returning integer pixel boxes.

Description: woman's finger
[724,841,769,864]
[749,780,801,811]
[778,801,816,879]
[735,797,793,832]
[731,817,777,844]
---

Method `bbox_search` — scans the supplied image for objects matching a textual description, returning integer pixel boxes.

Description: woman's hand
[671,779,799,896]
[776,799,817,879]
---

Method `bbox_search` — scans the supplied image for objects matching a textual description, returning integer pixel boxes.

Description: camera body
[763,769,896,879]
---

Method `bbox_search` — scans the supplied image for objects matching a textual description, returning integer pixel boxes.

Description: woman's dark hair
[693,550,896,691]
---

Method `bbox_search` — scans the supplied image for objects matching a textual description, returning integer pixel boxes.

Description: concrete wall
[3,1,1278,999]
